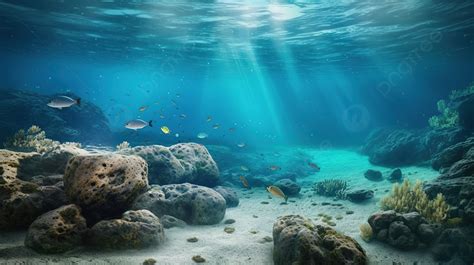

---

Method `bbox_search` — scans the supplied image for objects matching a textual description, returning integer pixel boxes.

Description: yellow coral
[359,223,373,242]
[380,179,449,223]
[116,141,130,151]
[3,125,61,153]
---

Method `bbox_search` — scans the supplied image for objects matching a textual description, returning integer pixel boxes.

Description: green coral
[380,179,449,223]
[449,82,474,100]
[359,223,373,242]
[3,125,60,153]
[313,179,347,199]
[428,99,459,129]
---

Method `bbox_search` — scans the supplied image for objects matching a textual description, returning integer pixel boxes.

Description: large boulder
[213,186,239,207]
[25,204,87,254]
[119,143,219,186]
[0,179,68,230]
[132,183,226,225]
[64,154,149,223]
[0,89,112,144]
[273,178,301,196]
[273,215,367,265]
[364,169,383,181]
[89,210,164,249]
[432,138,474,170]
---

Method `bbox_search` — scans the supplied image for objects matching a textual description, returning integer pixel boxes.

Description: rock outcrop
[25,204,87,253]
[273,215,367,265]
[64,154,149,223]
[118,143,219,186]
[89,210,164,249]
[213,186,239,207]
[133,183,226,225]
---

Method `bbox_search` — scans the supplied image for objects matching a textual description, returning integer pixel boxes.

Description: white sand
[0,148,443,265]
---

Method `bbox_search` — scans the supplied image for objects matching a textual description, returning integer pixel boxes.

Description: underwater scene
[1,0,474,264]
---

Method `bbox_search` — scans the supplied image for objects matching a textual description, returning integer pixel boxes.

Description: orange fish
[240,176,251,189]
[267,185,288,202]
[308,162,320,171]
[270,165,281,171]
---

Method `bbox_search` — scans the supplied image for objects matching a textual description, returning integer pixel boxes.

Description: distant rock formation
[0,89,112,145]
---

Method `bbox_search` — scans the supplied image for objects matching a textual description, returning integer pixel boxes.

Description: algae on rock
[428,100,459,129]
[380,179,449,223]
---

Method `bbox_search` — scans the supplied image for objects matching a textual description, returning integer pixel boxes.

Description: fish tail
[149,120,153,127]
[76,98,81,106]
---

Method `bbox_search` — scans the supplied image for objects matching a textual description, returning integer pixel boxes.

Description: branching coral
[380,179,449,223]
[3,125,60,153]
[449,82,474,100]
[359,223,373,242]
[313,179,347,199]
[116,141,130,151]
[428,99,459,129]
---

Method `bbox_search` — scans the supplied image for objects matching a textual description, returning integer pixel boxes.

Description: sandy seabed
[0,149,450,265]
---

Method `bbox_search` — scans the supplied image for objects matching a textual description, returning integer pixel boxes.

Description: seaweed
[313,179,347,199]
[359,223,373,242]
[380,179,449,223]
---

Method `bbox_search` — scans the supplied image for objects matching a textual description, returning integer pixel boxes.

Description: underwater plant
[313,179,347,199]
[428,99,459,129]
[449,82,474,100]
[380,179,449,223]
[116,141,130,150]
[359,223,373,242]
[3,125,60,153]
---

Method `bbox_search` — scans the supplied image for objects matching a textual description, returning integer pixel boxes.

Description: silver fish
[47,96,80,109]
[125,119,152,130]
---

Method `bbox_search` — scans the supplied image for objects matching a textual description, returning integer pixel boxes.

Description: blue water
[1,0,473,147]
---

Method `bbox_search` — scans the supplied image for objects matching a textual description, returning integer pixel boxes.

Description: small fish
[228,127,236,132]
[240,166,249,171]
[175,133,180,137]
[139,105,148,112]
[159,114,165,119]
[125,119,152,130]
[270,165,281,171]
[267,186,288,202]
[180,114,187,119]
[206,116,212,122]
[237,142,246,148]
[197,132,208,139]
[171,99,177,106]
[212,124,220,129]
[308,162,321,171]
[47,96,80,109]
[240,176,250,189]
[160,126,170,134]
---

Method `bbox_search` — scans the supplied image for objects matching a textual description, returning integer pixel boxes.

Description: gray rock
[364,169,383,181]
[432,138,474,170]
[89,210,164,249]
[273,178,301,196]
[346,189,374,202]
[387,221,418,250]
[213,186,239,207]
[160,215,186,229]
[133,183,226,225]
[416,224,437,244]
[368,210,398,233]
[388,168,402,182]
[272,215,367,265]
[25,204,87,253]
[64,154,149,223]
[397,212,425,231]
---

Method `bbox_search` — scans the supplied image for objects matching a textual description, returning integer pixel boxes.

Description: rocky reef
[0,90,112,144]
[273,215,367,265]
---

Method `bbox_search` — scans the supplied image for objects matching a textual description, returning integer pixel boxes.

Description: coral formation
[380,179,449,223]
[116,141,130,151]
[359,223,373,242]
[3,125,60,153]
[428,100,459,129]
[449,82,474,100]
[313,179,347,199]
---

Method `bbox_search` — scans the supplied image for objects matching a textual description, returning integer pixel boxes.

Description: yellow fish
[139,105,148,112]
[267,186,288,202]
[160,126,170,134]
[240,176,250,189]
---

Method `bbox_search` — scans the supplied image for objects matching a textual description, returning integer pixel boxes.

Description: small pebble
[245,196,251,199]
[143,258,157,265]
[385,189,389,192]
[327,221,336,226]
[261,201,269,204]
[192,255,206,263]
[253,215,258,218]
[187,237,198,243]
[289,200,296,203]
[224,219,235,224]
[224,227,235,234]
[346,210,354,215]
[249,229,258,234]
[321,202,330,206]
[280,202,288,205]
[258,236,273,243]
[335,216,343,220]
[311,202,318,206]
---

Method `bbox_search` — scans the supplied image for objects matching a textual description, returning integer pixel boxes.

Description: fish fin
[76,98,81,106]
[149,120,153,127]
